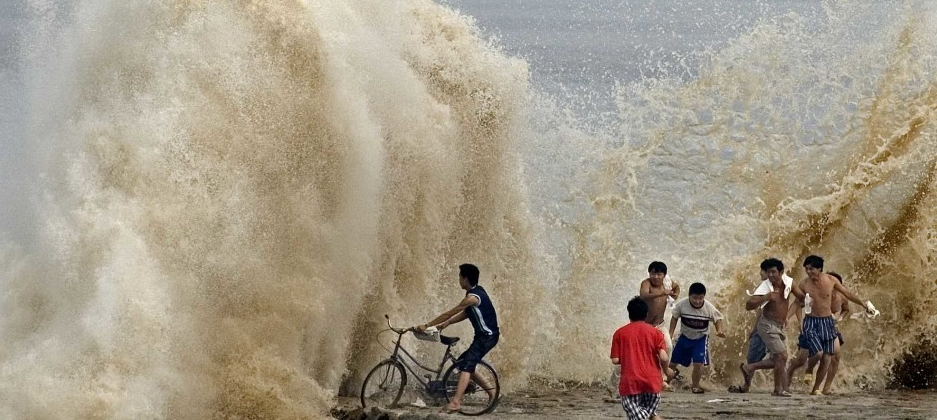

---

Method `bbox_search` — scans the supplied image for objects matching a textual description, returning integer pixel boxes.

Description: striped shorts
[620,393,661,420]
[798,315,837,357]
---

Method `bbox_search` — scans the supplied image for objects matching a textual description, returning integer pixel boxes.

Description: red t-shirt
[610,321,666,395]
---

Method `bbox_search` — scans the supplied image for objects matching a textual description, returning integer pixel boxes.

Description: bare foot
[739,363,753,388]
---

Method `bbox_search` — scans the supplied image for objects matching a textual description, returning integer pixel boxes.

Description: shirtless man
[785,255,877,395]
[640,261,681,356]
[739,258,794,396]
[796,271,850,394]
[607,261,681,397]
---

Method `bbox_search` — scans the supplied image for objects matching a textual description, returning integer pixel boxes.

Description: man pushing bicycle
[417,263,500,413]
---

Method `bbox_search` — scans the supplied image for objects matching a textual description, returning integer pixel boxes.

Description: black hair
[648,261,667,274]
[760,258,785,273]
[803,255,824,270]
[688,282,706,296]
[829,271,843,284]
[627,296,649,321]
[459,263,480,286]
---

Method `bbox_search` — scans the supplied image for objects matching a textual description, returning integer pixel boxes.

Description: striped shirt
[672,298,723,340]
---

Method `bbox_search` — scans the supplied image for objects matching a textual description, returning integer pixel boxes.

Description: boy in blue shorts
[668,282,725,394]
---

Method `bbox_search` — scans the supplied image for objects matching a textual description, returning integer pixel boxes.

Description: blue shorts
[798,316,837,357]
[671,335,709,367]
[456,334,499,373]
[747,331,767,364]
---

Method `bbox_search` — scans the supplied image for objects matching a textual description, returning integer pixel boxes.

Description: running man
[727,309,766,393]
[796,271,850,394]
[785,255,878,396]
[417,263,499,412]
[609,262,680,396]
[668,282,725,394]
[728,269,771,394]
[729,258,794,396]
[640,261,681,355]
[739,258,794,396]
[611,296,676,420]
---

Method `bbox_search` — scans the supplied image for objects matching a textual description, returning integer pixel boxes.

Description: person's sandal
[727,385,748,393]
[691,388,705,394]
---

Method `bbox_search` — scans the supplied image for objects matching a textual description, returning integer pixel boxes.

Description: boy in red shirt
[611,296,675,420]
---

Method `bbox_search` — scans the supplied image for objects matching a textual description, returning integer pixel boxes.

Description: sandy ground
[333,383,937,420]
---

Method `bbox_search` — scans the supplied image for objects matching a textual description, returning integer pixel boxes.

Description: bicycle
[360,315,501,416]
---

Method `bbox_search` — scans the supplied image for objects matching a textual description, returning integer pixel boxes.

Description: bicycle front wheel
[443,360,500,416]
[360,360,407,409]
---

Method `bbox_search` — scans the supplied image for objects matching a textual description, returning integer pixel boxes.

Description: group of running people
[733,255,876,397]
[609,256,879,420]
[409,257,878,419]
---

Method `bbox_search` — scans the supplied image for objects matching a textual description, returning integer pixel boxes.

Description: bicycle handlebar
[384,314,411,335]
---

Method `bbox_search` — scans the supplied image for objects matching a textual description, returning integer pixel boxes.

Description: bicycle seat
[440,335,460,346]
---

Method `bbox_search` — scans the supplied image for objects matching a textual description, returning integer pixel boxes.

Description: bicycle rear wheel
[360,360,407,409]
[443,360,500,416]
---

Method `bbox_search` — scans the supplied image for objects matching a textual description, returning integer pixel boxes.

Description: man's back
[465,285,499,336]
[611,322,666,396]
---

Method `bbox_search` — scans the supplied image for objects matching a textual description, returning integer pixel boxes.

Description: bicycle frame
[387,330,456,390]
[365,316,500,415]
